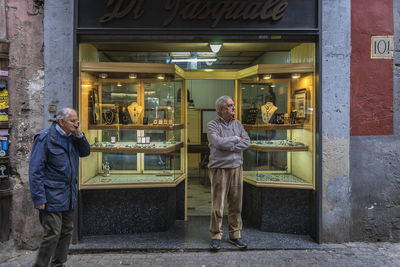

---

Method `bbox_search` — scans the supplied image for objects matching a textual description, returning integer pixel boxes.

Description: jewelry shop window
[78,62,186,189]
[240,64,316,189]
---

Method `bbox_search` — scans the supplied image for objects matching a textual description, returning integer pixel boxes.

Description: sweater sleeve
[207,120,240,150]
[230,122,251,152]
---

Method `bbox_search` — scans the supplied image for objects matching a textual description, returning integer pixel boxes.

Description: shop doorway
[186,80,235,216]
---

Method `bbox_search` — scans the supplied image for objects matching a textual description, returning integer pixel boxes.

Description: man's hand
[74,121,82,136]
[36,204,45,210]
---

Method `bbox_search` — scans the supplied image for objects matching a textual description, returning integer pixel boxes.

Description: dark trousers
[34,209,74,267]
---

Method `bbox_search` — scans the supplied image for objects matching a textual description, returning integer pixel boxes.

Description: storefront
[75,0,321,242]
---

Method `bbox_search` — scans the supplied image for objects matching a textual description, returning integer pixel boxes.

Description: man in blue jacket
[29,108,90,267]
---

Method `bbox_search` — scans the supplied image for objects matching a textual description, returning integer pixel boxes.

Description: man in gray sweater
[207,96,250,251]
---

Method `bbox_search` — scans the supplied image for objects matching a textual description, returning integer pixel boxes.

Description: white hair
[215,96,232,116]
[56,108,76,121]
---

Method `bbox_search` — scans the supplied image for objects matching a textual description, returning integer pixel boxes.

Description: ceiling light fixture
[171,58,217,63]
[209,42,222,53]
[117,82,122,87]
[262,74,272,80]
[129,73,137,79]
[157,74,166,80]
[270,84,276,88]
[99,73,108,79]
[291,73,301,79]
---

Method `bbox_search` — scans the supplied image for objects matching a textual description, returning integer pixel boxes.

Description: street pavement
[1,242,400,267]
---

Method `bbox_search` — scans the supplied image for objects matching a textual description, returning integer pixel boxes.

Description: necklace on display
[127,102,143,124]
[261,102,278,123]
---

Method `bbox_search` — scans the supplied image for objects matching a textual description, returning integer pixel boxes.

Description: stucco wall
[44,0,74,127]
[349,0,400,242]
[350,0,400,241]
[5,0,44,248]
[321,0,351,242]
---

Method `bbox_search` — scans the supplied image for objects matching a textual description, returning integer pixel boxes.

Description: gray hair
[56,108,76,121]
[215,96,232,116]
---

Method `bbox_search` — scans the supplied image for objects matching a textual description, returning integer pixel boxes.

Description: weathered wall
[44,0,74,127]
[349,0,400,242]
[0,0,6,40]
[394,0,400,136]
[321,0,351,242]
[350,0,394,136]
[6,0,44,248]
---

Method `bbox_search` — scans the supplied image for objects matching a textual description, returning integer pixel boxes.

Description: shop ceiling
[91,42,301,69]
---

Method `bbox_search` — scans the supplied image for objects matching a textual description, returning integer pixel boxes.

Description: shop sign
[0,91,8,109]
[371,36,394,59]
[0,114,7,122]
[77,0,318,30]
[0,71,8,77]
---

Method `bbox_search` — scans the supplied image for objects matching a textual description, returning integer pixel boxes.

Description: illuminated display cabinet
[79,63,186,189]
[239,66,315,189]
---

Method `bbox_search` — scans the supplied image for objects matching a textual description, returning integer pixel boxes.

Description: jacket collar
[55,123,71,137]
[49,122,70,150]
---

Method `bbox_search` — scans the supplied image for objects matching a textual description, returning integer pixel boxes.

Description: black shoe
[210,239,221,251]
[229,238,248,249]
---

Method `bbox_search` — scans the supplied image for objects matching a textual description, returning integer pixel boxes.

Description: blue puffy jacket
[29,122,90,212]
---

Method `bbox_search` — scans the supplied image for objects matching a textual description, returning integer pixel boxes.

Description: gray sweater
[207,117,250,169]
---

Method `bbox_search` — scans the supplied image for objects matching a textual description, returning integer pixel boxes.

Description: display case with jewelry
[239,69,315,189]
[78,62,186,189]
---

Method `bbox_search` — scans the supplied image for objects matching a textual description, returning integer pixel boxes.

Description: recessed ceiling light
[291,73,301,79]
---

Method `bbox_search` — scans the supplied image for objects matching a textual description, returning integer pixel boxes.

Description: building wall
[44,0,74,127]
[349,0,400,241]
[3,0,44,248]
[321,0,351,242]
[2,0,400,249]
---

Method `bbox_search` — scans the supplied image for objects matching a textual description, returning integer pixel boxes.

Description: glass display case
[240,72,315,189]
[79,63,186,189]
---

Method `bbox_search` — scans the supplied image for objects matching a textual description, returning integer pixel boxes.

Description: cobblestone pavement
[1,242,399,267]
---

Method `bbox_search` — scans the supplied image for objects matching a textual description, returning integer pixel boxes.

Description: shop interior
[78,40,316,218]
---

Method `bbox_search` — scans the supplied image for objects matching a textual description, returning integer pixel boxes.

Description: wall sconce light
[157,74,166,80]
[99,73,108,79]
[270,83,276,88]
[209,42,222,53]
[129,73,137,79]
[260,87,265,90]
[291,73,301,79]
[262,74,272,80]
[117,82,122,87]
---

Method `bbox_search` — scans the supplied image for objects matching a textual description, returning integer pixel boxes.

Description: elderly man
[29,108,90,267]
[207,96,250,251]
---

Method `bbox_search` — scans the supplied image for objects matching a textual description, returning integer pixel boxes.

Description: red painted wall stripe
[351,0,394,136]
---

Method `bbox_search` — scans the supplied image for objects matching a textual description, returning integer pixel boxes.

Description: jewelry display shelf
[243,175,313,189]
[88,124,184,131]
[249,144,308,152]
[243,123,304,130]
[249,140,308,152]
[90,141,184,154]
[81,173,186,189]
